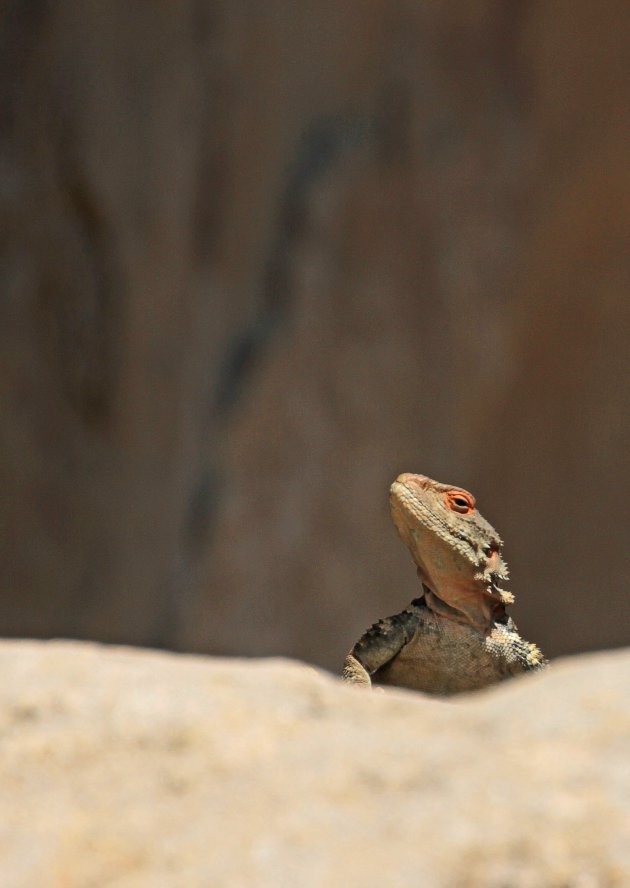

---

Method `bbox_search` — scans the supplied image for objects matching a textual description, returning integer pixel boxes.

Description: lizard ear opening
[445,490,475,515]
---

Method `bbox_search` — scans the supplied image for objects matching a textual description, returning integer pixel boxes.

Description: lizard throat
[421,582,508,630]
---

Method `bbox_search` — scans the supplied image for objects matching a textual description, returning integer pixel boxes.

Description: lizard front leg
[342,604,422,687]
[342,652,374,685]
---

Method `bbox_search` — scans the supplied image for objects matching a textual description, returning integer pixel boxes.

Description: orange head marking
[445,489,475,515]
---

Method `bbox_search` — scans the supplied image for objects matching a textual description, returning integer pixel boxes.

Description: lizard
[342,472,546,695]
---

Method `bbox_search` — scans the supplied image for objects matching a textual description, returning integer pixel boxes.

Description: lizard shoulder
[349,598,425,675]
[485,619,548,672]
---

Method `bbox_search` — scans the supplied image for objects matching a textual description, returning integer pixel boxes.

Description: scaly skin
[343,473,546,695]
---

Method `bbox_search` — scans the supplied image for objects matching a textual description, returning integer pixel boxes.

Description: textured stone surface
[0,640,629,887]
[0,2,629,665]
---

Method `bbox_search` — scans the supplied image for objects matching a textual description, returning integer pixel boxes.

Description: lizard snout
[391,472,430,491]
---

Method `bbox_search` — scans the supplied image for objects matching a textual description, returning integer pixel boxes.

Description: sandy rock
[0,640,628,887]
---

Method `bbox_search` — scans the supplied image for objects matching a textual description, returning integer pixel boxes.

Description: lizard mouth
[390,479,479,562]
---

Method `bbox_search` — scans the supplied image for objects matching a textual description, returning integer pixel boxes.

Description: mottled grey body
[343,597,544,695]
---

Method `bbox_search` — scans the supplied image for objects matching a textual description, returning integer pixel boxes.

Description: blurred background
[1,2,628,670]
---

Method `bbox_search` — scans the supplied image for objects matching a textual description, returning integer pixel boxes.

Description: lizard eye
[445,490,475,514]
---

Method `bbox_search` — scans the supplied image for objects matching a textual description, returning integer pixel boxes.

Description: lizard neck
[421,582,507,631]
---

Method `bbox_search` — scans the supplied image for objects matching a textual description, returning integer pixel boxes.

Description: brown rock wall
[0,2,628,665]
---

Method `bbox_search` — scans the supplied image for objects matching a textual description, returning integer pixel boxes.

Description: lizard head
[389,473,512,629]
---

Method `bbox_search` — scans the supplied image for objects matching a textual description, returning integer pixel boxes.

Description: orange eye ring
[445,490,475,515]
